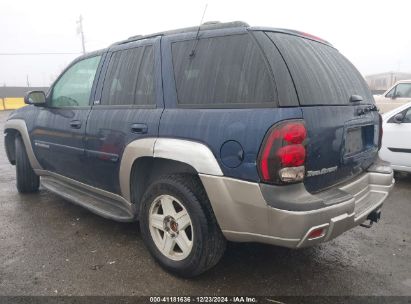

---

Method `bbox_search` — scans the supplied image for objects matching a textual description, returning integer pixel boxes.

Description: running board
[41,175,136,222]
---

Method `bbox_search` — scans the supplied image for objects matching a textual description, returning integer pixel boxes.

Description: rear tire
[15,135,39,193]
[140,174,226,277]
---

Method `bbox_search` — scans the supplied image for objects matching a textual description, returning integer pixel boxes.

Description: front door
[31,55,103,182]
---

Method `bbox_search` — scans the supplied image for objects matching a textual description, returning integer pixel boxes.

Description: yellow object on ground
[3,97,25,110]
[0,98,4,110]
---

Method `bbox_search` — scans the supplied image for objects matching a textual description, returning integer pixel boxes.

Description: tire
[140,174,226,277]
[15,135,39,193]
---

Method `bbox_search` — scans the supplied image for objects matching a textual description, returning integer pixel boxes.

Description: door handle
[70,120,82,129]
[131,123,148,134]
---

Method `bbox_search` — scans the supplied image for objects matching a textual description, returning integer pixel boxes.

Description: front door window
[51,56,101,107]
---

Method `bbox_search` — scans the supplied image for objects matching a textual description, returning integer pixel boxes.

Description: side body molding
[120,138,223,202]
[4,119,43,170]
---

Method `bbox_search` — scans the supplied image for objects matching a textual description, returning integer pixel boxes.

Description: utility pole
[26,75,30,87]
[76,15,86,54]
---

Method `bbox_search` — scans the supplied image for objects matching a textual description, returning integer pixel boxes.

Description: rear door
[85,37,163,195]
[261,32,380,193]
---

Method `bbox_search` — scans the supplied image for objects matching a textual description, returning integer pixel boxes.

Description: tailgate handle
[131,123,148,134]
[69,120,82,129]
[349,95,363,103]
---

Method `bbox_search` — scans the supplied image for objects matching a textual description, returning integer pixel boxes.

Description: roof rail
[111,33,164,46]
[111,21,249,47]
[127,34,143,40]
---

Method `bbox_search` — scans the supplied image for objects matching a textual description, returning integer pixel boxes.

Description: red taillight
[260,129,281,180]
[282,123,307,144]
[258,120,307,184]
[277,145,306,167]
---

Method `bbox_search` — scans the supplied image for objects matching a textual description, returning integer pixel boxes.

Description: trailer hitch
[360,209,381,228]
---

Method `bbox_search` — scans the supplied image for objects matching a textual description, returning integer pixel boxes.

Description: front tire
[15,135,39,193]
[140,174,226,277]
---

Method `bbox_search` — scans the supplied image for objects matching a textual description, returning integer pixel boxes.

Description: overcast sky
[1,0,410,86]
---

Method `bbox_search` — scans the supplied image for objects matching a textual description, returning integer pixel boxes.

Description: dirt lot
[0,110,410,296]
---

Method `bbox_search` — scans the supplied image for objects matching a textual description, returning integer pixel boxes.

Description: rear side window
[171,34,276,107]
[265,32,373,105]
[101,45,155,106]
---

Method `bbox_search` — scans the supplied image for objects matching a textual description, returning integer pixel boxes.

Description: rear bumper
[200,162,394,248]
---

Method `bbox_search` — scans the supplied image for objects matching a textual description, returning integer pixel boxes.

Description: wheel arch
[4,128,18,165]
[120,138,223,203]
[130,157,198,212]
[4,119,42,170]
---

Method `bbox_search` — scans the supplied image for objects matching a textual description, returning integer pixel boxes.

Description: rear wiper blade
[349,95,363,103]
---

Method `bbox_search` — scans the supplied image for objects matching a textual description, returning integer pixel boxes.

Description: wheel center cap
[163,216,179,234]
[169,220,178,232]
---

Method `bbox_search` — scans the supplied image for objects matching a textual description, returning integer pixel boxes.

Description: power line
[0,52,81,55]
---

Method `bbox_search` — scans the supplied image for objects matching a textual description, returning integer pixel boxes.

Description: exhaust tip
[361,209,382,228]
[367,209,381,223]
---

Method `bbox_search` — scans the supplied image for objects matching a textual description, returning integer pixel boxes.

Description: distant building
[365,72,411,95]
[0,86,48,98]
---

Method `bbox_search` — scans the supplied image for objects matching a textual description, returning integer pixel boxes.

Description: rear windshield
[265,32,373,105]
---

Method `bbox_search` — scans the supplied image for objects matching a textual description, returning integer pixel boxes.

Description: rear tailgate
[302,106,379,192]
[261,31,380,192]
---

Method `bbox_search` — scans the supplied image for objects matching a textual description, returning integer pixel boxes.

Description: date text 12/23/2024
[150,297,258,303]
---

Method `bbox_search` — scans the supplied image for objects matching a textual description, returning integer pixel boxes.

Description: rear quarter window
[171,33,277,107]
[265,32,373,106]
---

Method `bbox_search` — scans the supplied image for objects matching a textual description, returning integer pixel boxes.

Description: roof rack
[111,21,249,46]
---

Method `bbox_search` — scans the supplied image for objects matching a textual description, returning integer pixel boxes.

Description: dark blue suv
[4,21,394,277]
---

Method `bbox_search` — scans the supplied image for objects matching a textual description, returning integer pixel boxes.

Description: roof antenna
[189,3,208,58]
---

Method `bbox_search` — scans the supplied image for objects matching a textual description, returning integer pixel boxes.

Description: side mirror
[24,91,46,106]
[393,113,405,124]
